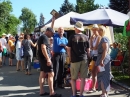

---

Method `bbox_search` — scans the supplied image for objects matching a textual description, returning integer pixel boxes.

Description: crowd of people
[0,16,124,97]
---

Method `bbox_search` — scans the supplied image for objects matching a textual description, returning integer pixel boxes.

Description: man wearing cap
[0,33,7,65]
[67,21,90,97]
[37,26,61,97]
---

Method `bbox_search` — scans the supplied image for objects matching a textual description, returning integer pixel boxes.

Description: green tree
[109,0,129,14]
[5,15,21,35]
[0,0,20,36]
[19,7,37,34]
[0,0,12,35]
[76,0,99,13]
[59,0,75,15]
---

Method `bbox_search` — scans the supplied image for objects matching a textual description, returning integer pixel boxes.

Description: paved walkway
[0,59,130,97]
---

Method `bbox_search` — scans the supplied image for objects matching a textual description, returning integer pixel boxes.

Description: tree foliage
[6,15,21,35]
[109,0,129,14]
[59,0,75,15]
[76,0,99,13]
[114,33,128,51]
[19,7,37,34]
[0,0,20,36]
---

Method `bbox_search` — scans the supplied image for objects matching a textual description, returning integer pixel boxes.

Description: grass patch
[112,72,130,87]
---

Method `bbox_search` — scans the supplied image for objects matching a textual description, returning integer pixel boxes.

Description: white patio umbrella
[70,8,129,26]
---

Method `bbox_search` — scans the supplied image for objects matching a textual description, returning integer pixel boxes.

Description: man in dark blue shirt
[53,27,68,89]
[38,17,62,97]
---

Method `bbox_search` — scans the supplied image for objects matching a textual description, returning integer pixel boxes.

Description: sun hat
[2,33,6,36]
[74,21,84,31]
[92,24,99,29]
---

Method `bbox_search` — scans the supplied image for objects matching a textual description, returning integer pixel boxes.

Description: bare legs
[71,78,85,96]
[16,60,24,71]
[91,65,97,90]
[2,56,6,65]
[71,79,76,96]
[101,81,107,97]
[39,71,55,95]
[16,60,20,70]
[39,71,46,94]
[9,58,13,66]
[48,72,55,95]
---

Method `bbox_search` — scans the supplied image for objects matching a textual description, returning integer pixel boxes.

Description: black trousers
[53,53,66,86]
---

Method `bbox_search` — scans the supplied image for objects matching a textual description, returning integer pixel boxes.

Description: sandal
[25,72,28,75]
[39,92,49,96]
[28,72,32,75]
[87,89,96,93]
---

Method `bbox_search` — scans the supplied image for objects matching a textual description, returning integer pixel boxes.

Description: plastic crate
[33,62,40,69]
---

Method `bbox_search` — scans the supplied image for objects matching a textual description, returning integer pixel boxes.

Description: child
[114,50,124,66]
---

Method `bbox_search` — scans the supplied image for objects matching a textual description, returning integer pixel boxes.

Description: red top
[126,21,130,32]
[114,55,124,66]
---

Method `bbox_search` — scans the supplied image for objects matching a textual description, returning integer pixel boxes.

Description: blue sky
[10,0,109,25]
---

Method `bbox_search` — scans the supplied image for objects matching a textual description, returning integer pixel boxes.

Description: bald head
[58,27,64,36]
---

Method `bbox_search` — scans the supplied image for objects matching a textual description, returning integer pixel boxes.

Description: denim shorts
[92,55,97,61]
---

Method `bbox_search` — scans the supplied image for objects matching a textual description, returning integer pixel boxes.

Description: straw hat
[74,21,84,31]
[2,33,6,36]
[92,24,99,29]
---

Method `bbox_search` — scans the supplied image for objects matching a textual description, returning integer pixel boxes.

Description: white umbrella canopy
[70,8,129,26]
[41,12,80,31]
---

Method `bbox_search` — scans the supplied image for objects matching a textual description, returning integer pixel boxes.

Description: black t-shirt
[67,33,89,63]
[37,34,51,59]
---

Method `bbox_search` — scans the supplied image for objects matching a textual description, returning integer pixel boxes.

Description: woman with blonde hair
[16,36,24,71]
[95,25,111,97]
[88,24,101,93]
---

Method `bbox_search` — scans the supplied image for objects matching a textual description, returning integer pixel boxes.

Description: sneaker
[50,93,62,97]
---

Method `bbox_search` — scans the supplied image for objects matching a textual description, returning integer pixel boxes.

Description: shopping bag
[89,60,95,71]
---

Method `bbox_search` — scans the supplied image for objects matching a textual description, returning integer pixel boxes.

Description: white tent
[41,12,80,31]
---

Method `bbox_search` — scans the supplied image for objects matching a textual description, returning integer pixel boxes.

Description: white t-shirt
[92,37,98,55]
[16,40,21,59]
[0,38,7,48]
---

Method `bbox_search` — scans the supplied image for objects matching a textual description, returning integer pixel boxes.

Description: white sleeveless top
[92,36,98,56]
